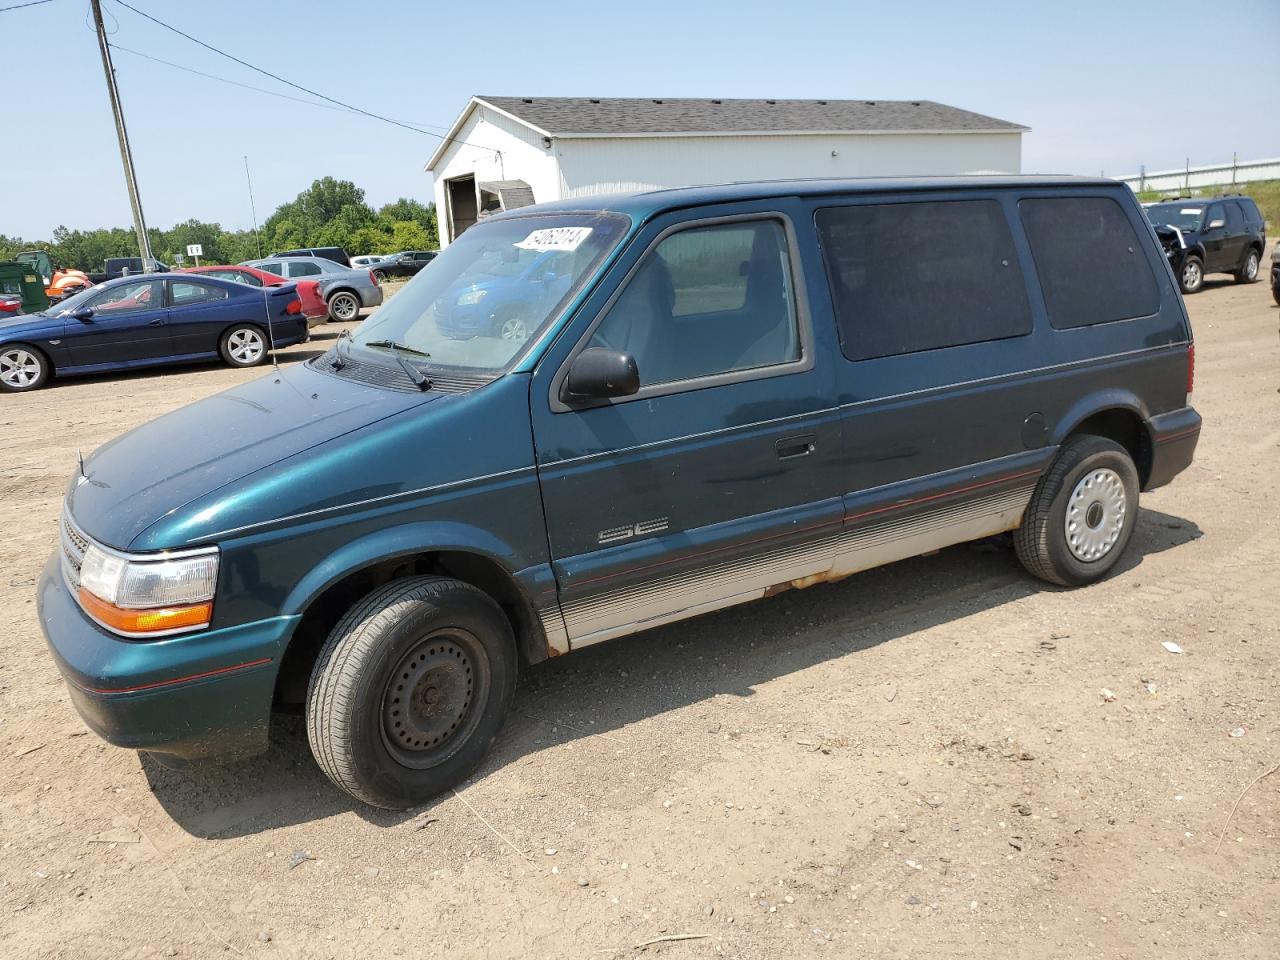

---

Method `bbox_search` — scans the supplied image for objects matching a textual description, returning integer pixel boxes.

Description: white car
[352,255,387,268]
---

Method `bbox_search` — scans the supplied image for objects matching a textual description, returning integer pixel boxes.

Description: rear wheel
[219,324,267,367]
[0,344,50,392]
[1014,436,1140,587]
[1234,248,1260,284]
[1179,256,1204,294]
[372,270,388,284]
[306,577,517,809]
[328,291,360,322]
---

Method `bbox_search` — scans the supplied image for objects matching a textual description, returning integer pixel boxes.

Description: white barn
[426,96,1028,247]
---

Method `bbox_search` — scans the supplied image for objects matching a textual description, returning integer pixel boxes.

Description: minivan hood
[65,361,438,549]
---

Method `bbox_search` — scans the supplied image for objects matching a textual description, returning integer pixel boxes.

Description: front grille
[309,351,491,395]
[60,507,90,592]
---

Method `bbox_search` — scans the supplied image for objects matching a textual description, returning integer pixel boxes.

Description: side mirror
[71,306,95,322]
[564,347,640,401]
[1206,218,1225,231]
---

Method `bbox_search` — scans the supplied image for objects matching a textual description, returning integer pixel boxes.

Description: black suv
[1144,195,1266,294]
[371,250,437,280]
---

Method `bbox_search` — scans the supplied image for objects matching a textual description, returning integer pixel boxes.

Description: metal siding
[555,133,1022,198]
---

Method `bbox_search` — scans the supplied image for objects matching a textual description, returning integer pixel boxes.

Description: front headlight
[78,545,218,636]
[456,288,487,306]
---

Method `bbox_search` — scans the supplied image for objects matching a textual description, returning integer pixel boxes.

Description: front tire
[306,577,518,809]
[1178,255,1204,294]
[1014,436,1140,587]
[328,291,361,322]
[0,344,50,392]
[372,270,387,284]
[1234,248,1260,284]
[219,324,268,368]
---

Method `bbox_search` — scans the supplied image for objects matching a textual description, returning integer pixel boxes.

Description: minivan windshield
[1144,203,1205,231]
[350,213,628,373]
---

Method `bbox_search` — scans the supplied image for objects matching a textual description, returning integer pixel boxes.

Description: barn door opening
[446,175,478,243]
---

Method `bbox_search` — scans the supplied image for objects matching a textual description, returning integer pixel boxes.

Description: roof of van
[485,176,1124,222]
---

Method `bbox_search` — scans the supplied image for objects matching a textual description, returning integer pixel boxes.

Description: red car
[177,265,328,325]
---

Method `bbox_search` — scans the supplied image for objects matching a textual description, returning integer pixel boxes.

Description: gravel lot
[1,260,1278,959]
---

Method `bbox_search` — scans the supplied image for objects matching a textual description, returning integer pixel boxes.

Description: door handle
[148,318,163,325]
[775,434,816,460]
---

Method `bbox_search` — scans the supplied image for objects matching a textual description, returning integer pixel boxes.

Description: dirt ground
[1,258,1278,960]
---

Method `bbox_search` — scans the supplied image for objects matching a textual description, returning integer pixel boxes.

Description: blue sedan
[0,273,309,392]
[434,249,574,342]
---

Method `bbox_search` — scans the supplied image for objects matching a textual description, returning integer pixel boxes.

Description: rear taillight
[1186,342,1195,401]
[369,270,377,285]
[285,298,302,315]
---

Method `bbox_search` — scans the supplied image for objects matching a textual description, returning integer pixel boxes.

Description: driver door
[64,278,171,366]
[529,204,843,649]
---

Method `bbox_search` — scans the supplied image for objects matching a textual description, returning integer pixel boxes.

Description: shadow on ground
[142,506,1202,838]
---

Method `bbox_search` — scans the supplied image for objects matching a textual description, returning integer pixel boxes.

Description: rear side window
[1239,198,1263,225]
[288,261,323,277]
[1019,198,1159,329]
[816,199,1031,361]
[170,281,228,306]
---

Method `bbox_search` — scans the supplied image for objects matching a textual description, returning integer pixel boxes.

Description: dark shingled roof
[476,96,1027,136]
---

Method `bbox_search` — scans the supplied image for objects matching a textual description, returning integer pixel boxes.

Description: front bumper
[37,552,298,761]
[1144,406,1201,491]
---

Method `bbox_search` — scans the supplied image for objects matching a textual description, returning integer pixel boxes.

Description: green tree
[377,198,437,248]
[388,220,434,251]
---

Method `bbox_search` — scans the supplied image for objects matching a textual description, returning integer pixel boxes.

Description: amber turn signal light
[78,588,212,635]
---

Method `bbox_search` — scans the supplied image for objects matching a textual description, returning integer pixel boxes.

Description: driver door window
[587,219,800,389]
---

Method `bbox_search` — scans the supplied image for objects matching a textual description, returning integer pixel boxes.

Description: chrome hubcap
[332,295,358,320]
[0,348,41,388]
[1065,467,1127,562]
[1246,254,1258,280]
[1182,261,1201,289]
[499,316,527,342]
[228,329,265,364]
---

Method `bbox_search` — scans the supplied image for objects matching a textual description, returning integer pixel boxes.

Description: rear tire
[372,270,387,284]
[0,344,50,392]
[219,324,268,368]
[306,577,518,809]
[1178,256,1204,294]
[328,291,361,322]
[1234,248,1260,284]
[1014,436,1140,587]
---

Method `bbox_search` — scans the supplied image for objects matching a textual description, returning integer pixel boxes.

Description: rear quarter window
[816,199,1032,361]
[1019,197,1159,329]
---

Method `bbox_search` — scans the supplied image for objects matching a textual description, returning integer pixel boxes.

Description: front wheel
[219,324,268,367]
[1234,248,1260,284]
[0,344,50,392]
[1179,256,1204,294]
[328,291,361,322]
[372,270,387,284]
[306,577,518,809]
[1014,436,1140,587]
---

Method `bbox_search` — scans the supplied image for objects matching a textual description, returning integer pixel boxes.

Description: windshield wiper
[363,339,432,359]
[366,340,431,391]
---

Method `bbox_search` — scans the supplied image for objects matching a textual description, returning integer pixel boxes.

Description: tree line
[0,177,438,270]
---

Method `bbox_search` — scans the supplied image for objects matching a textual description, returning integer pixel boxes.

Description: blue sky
[4,0,1278,239]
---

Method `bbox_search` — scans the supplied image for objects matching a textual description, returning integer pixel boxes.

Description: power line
[109,42,452,132]
[0,0,56,12]
[108,0,497,155]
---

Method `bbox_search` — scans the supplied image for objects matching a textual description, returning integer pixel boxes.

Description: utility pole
[90,0,155,272]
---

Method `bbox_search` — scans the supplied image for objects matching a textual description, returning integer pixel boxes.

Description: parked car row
[0,273,309,392]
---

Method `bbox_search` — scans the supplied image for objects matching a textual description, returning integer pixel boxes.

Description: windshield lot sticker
[515,227,593,252]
